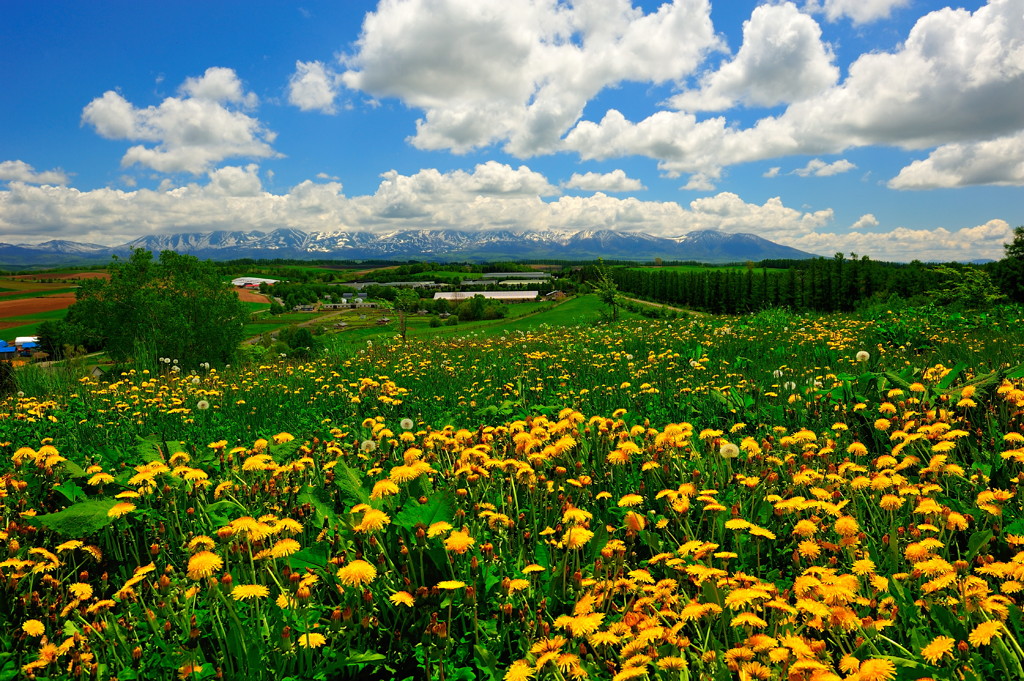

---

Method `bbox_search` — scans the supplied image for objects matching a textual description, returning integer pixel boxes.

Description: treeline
[609,255,958,313]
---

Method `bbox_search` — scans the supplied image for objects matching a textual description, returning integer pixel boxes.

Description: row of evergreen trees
[609,255,957,314]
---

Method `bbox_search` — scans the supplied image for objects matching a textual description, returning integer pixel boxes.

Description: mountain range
[0,228,817,267]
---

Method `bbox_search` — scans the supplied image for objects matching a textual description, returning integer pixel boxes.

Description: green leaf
[333,459,371,507]
[269,439,301,460]
[297,485,338,527]
[534,538,550,569]
[287,544,331,573]
[135,436,186,463]
[931,604,965,640]
[205,500,244,526]
[937,362,968,390]
[340,652,387,666]
[61,459,88,478]
[26,499,119,537]
[54,480,86,503]
[474,645,502,681]
[966,530,994,563]
[393,492,455,530]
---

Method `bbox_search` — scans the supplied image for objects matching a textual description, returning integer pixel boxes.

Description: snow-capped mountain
[0,228,817,267]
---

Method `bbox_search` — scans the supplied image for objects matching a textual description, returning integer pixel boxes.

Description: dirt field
[9,271,110,282]
[236,289,270,303]
[0,293,77,317]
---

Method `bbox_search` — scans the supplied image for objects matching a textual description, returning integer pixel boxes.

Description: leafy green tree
[932,264,1006,309]
[394,288,420,342]
[994,226,1024,302]
[68,249,249,367]
[594,259,621,321]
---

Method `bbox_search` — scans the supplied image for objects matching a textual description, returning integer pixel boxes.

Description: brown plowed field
[0,294,77,317]
[236,289,270,303]
[10,271,110,281]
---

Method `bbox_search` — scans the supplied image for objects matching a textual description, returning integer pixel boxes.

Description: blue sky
[1,0,1022,261]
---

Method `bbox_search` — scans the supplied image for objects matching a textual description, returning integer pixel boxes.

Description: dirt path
[620,295,706,316]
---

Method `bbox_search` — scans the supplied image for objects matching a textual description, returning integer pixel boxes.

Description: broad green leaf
[393,492,455,530]
[288,544,331,573]
[340,652,387,666]
[473,646,502,681]
[62,459,88,478]
[297,485,338,527]
[269,439,301,460]
[966,530,994,563]
[205,500,244,527]
[54,480,86,503]
[27,499,119,537]
[936,362,968,390]
[333,459,371,507]
[135,436,187,463]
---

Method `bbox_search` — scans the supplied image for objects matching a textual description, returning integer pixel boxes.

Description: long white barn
[434,291,538,303]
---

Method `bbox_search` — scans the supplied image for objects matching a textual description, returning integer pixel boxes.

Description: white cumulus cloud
[565,0,1024,188]
[564,169,645,192]
[804,0,911,25]
[889,130,1024,189]
[81,67,279,175]
[792,158,856,177]
[0,163,1014,262]
[329,0,722,155]
[0,160,68,185]
[671,2,838,112]
[288,61,342,113]
[850,213,879,230]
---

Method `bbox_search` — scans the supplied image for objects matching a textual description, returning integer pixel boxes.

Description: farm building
[434,291,539,303]
[231,277,279,288]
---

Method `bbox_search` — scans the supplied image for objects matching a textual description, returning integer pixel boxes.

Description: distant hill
[0,228,818,267]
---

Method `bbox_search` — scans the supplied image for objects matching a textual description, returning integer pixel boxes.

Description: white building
[434,291,539,303]
[231,277,279,287]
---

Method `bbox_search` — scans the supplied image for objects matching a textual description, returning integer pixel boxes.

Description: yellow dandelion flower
[618,494,643,507]
[336,559,377,586]
[562,527,594,549]
[298,632,326,649]
[186,551,223,580]
[69,582,93,600]
[437,580,466,590]
[22,620,45,636]
[269,538,301,559]
[730,612,767,628]
[850,558,875,575]
[920,635,955,665]
[968,620,1003,647]
[108,502,136,518]
[857,659,896,681]
[443,528,475,554]
[389,591,415,607]
[231,584,270,600]
[353,508,391,533]
[798,540,821,559]
[187,535,216,552]
[370,480,400,499]
[834,516,859,536]
[504,660,535,681]
[427,521,454,538]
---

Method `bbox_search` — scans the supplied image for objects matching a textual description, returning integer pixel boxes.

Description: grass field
[4,301,1024,680]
